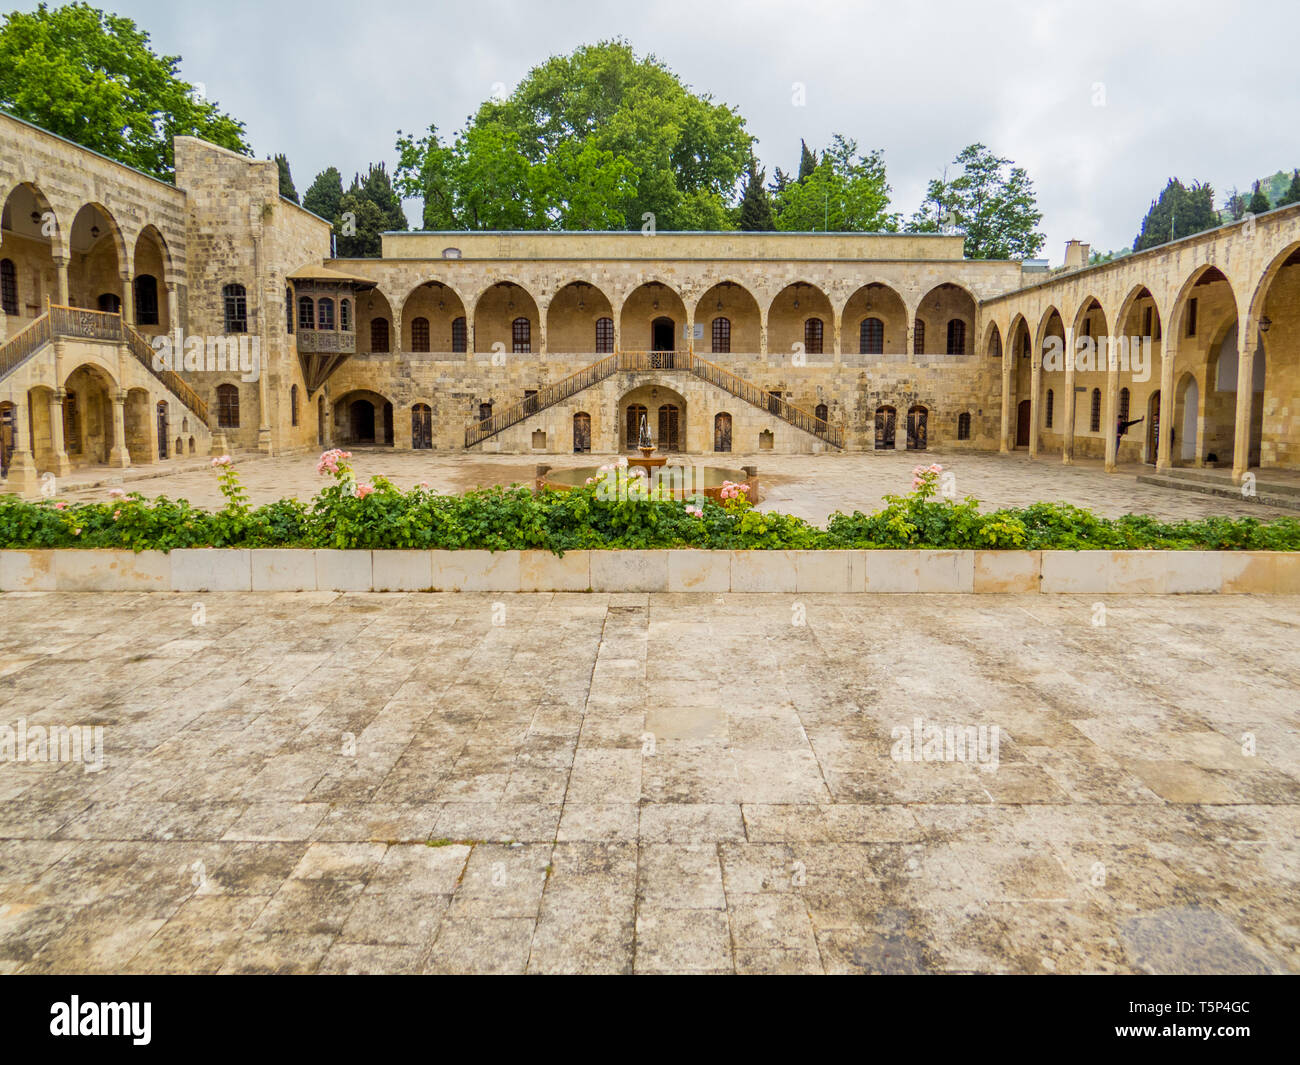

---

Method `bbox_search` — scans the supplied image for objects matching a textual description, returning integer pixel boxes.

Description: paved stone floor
[0,590,1296,974]
[55,449,1300,523]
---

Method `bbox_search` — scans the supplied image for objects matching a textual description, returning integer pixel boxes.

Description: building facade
[2,110,1298,495]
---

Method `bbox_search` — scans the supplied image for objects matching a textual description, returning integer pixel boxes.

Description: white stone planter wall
[0,548,1297,594]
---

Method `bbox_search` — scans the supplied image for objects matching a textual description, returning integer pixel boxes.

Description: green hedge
[2,465,1298,553]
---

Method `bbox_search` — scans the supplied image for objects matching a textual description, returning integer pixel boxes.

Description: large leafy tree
[302,166,345,223]
[0,2,248,180]
[908,144,1044,259]
[335,164,407,257]
[1276,170,1300,209]
[773,135,897,232]
[1132,178,1218,251]
[396,40,750,230]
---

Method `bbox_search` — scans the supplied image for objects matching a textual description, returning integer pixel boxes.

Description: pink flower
[108,488,126,499]
[685,504,703,518]
[54,500,67,510]
[928,463,943,474]
[355,483,375,499]
[419,481,430,489]
[113,509,121,520]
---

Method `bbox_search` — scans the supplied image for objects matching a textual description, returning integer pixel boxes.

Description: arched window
[317,298,335,331]
[411,316,430,352]
[714,412,732,452]
[989,328,1002,359]
[297,296,315,331]
[712,316,731,354]
[0,259,17,315]
[595,317,614,353]
[1045,388,1054,429]
[859,317,884,355]
[478,401,493,422]
[134,275,159,326]
[1090,388,1102,432]
[957,412,972,440]
[913,318,925,355]
[216,383,240,428]
[370,317,390,352]
[340,299,351,331]
[573,411,592,453]
[97,293,121,314]
[452,316,467,352]
[815,403,829,423]
[803,317,823,354]
[946,319,966,355]
[286,287,294,334]
[290,384,299,427]
[1119,387,1131,422]
[223,284,248,333]
[512,317,531,353]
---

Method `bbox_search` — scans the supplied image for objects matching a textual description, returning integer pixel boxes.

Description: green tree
[274,153,297,203]
[1132,178,1218,251]
[302,166,344,224]
[908,144,1045,259]
[1223,187,1246,221]
[0,2,248,180]
[1276,169,1300,208]
[395,40,749,231]
[774,135,898,232]
[797,139,817,183]
[1247,180,1271,214]
[334,164,408,257]
[738,155,775,230]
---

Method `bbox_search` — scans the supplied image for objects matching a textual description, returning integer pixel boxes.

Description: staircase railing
[0,306,209,426]
[465,348,844,449]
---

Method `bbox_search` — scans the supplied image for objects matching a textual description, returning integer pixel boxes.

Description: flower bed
[1,457,1298,554]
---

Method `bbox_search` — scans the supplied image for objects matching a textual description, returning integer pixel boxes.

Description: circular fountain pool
[538,461,754,501]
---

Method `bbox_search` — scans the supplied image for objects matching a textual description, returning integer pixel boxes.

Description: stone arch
[68,202,128,312]
[132,224,172,333]
[768,281,833,357]
[618,381,687,451]
[475,280,541,354]
[62,361,118,465]
[332,387,395,446]
[1245,242,1300,468]
[695,280,761,354]
[0,182,61,317]
[399,278,468,352]
[841,281,907,355]
[916,281,977,356]
[356,288,396,353]
[620,280,688,352]
[547,279,615,354]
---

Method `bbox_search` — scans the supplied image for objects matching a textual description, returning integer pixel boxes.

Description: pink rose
[355,483,375,499]
[54,501,67,510]
[108,488,125,499]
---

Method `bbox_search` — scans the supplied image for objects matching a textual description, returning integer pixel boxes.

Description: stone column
[1103,337,1120,472]
[120,272,134,327]
[166,281,180,336]
[108,391,129,468]
[684,307,694,356]
[1231,333,1256,482]
[48,390,71,476]
[1155,341,1176,470]
[1061,330,1077,465]
[999,357,1011,453]
[906,319,917,364]
[4,391,38,496]
[1028,352,1041,459]
[537,303,548,358]
[832,312,842,369]
[52,255,70,307]
[758,307,768,361]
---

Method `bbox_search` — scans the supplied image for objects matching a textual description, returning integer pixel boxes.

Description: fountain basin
[536,461,757,502]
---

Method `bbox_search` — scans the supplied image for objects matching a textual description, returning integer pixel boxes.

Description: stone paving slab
[0,590,1296,974]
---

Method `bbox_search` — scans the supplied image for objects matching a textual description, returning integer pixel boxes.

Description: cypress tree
[738,156,776,230]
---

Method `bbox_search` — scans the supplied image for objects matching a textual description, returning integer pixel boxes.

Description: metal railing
[464,348,844,449]
[0,305,209,426]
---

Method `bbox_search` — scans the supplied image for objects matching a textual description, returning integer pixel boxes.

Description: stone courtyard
[55,448,1300,523]
[0,589,1295,974]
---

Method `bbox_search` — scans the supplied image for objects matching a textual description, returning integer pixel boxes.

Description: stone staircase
[465,350,843,449]
[1136,466,1300,511]
[0,305,210,426]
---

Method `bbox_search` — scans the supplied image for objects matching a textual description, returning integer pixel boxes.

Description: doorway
[906,405,928,450]
[626,403,648,449]
[573,411,591,453]
[157,401,168,459]
[412,403,432,449]
[1147,390,1161,465]
[1016,399,1031,447]
[350,400,375,443]
[657,404,680,451]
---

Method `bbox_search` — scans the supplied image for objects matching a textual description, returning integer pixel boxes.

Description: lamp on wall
[1259,315,1272,333]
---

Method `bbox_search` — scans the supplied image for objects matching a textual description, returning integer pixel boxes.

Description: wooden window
[452,316,467,352]
[285,287,294,334]
[478,401,493,422]
[874,406,896,450]
[216,383,240,428]
[223,284,248,333]
[370,317,389,352]
[1045,388,1054,428]
[711,316,731,354]
[713,412,732,452]
[859,317,883,355]
[815,403,829,423]
[946,319,966,355]
[512,317,531,353]
[411,316,430,352]
[957,412,971,440]
[989,328,1002,359]
[0,259,16,315]
[97,293,121,314]
[1119,387,1131,422]
[803,317,823,354]
[317,298,335,331]
[595,317,614,353]
[340,299,351,331]
[1090,388,1102,432]
[297,296,315,331]
[290,384,299,426]
[134,275,159,326]
[913,318,925,355]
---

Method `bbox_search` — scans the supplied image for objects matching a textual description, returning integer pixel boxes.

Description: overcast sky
[30,0,1298,263]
